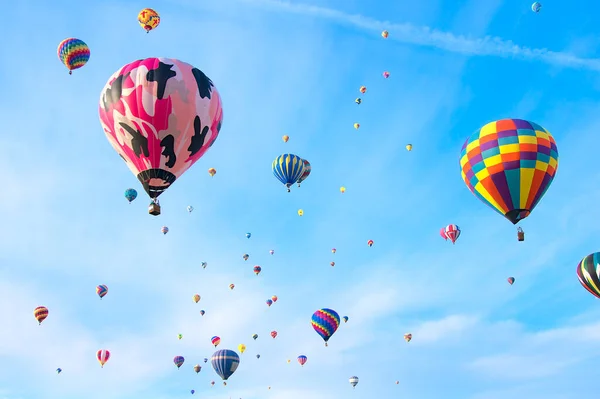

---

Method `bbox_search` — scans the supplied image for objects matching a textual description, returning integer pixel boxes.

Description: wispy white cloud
[234,0,600,70]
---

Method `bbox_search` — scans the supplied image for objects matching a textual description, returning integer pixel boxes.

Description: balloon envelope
[576,252,600,299]
[311,308,340,343]
[211,349,240,381]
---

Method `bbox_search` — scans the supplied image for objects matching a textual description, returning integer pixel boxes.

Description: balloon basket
[517,232,524,241]
[148,203,161,216]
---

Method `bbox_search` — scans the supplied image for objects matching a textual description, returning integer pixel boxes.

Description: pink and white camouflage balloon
[98,57,223,198]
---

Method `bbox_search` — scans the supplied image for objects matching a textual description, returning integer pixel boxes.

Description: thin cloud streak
[235,0,600,70]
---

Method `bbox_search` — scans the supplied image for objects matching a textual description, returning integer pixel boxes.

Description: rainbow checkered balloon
[57,38,90,74]
[311,308,340,346]
[459,118,558,224]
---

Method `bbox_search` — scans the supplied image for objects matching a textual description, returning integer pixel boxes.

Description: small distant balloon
[354,123,360,129]
[252,334,258,340]
[246,233,251,239]
[125,188,137,203]
[271,331,278,338]
[330,261,335,267]
[270,249,274,255]
[355,98,362,105]
[200,310,205,316]
[507,277,515,285]
[406,144,412,151]
[340,186,346,193]
[349,376,359,388]
[201,261,207,269]
[297,355,307,366]
[211,336,221,347]
[178,334,183,340]
[190,390,195,394]
[256,354,260,358]
[271,295,278,302]
[282,135,289,142]
[174,356,185,368]
[254,265,262,275]
[187,205,194,213]
[56,368,62,374]
[161,226,169,235]
[298,209,304,216]
[383,71,390,78]
[367,239,374,247]
[359,86,367,94]
[229,283,235,290]
[193,294,200,303]
[266,299,273,307]
[332,248,336,254]
[34,306,48,325]
[381,30,389,38]
[208,167,216,177]
[97,349,110,368]
[343,316,348,323]
[404,333,412,342]
[137,8,160,32]
[96,284,108,299]
[531,2,541,12]
[194,364,201,373]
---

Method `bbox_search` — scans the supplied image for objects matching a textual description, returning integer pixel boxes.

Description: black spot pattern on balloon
[119,123,149,158]
[102,72,130,112]
[146,62,176,100]
[160,135,176,168]
[188,116,210,156]
[191,68,214,100]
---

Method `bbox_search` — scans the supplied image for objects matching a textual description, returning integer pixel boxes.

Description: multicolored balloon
[193,294,200,303]
[208,167,216,177]
[243,254,249,260]
[349,376,359,388]
[161,226,169,235]
[404,333,412,342]
[124,188,137,203]
[441,224,460,244]
[97,349,110,367]
[459,119,558,225]
[271,295,278,302]
[211,336,221,347]
[57,38,90,75]
[237,344,246,354]
[194,364,201,373]
[174,355,185,369]
[272,154,305,192]
[137,8,160,32]
[342,316,348,323]
[311,308,340,346]
[576,252,600,299]
[270,331,277,339]
[34,306,48,325]
[96,284,108,299]
[211,349,240,384]
[297,355,307,366]
[282,135,289,142]
[252,334,258,340]
[266,299,273,307]
[200,310,205,316]
[531,2,541,12]
[381,30,389,38]
[296,159,311,187]
[367,239,374,247]
[507,277,515,285]
[253,265,262,275]
[98,58,223,205]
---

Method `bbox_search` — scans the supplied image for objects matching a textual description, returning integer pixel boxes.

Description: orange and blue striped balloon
[311,308,340,346]
[57,38,90,75]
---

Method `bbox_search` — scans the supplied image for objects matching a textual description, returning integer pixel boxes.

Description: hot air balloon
[201,261,207,269]
[354,123,360,129]
[243,254,249,260]
[355,98,362,105]
[253,265,262,275]
[138,8,160,32]
[34,306,48,325]
[174,356,185,369]
[383,71,390,78]
[204,358,208,363]
[507,277,515,285]
[252,334,258,340]
[459,119,558,226]
[187,205,194,213]
[367,239,374,247]
[57,38,90,75]
[56,368,62,374]
[404,333,412,342]
[442,224,460,244]
[98,58,223,216]
[238,344,246,354]
[272,154,305,192]
[193,294,200,303]
[297,159,311,187]
[298,209,304,216]
[194,364,201,373]
[161,226,169,235]
[343,316,348,323]
[97,349,110,367]
[125,188,137,203]
[330,261,335,267]
[406,144,412,151]
[270,249,275,255]
[576,252,600,299]
[229,284,235,290]
[266,299,273,307]
[340,186,346,193]
[210,381,215,386]
[531,2,541,12]
[211,349,240,385]
[359,86,367,94]
[96,285,108,299]
[381,30,389,38]
[282,135,289,142]
[311,308,340,346]
[246,233,251,239]
[211,336,221,347]
[297,355,307,366]
[208,167,216,177]
[190,390,195,394]
[256,354,260,358]
[178,334,183,340]
[200,310,205,316]
[271,331,277,338]
[332,248,336,253]
[349,376,359,388]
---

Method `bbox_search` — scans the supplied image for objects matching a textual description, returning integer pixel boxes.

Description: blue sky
[1,0,600,398]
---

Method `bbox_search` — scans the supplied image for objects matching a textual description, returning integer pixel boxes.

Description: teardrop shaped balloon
[459,119,558,224]
[174,355,185,368]
[211,349,240,381]
[99,58,223,200]
[57,38,90,75]
[96,349,110,367]
[311,308,340,346]
[272,154,305,191]
[576,252,600,299]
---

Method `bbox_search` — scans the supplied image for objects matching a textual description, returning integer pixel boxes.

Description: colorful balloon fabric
[271,295,278,302]
[138,8,160,32]
[194,364,201,373]
[98,58,223,200]
[272,154,305,191]
[211,336,221,347]
[576,252,600,299]
[349,376,359,388]
[442,224,460,244]
[343,316,348,323]
[57,38,90,75]
[34,306,48,324]
[238,344,246,354]
[208,167,216,176]
[266,299,273,307]
[174,355,185,368]
[96,349,110,367]
[507,277,515,285]
[532,2,541,12]
[311,308,340,346]
[459,119,558,224]
[211,349,240,382]
[297,355,307,366]
[124,188,137,203]
[253,265,261,275]
[296,159,311,186]
[96,284,108,299]
[404,333,412,342]
[381,30,389,38]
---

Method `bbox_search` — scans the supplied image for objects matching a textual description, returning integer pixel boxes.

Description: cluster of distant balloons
[44,2,600,395]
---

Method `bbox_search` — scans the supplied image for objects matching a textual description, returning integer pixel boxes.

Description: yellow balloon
[282,135,289,142]
[406,144,412,151]
[138,8,160,32]
[238,344,246,353]
[208,167,216,176]
[354,123,360,129]
[298,209,304,216]
[340,186,346,193]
